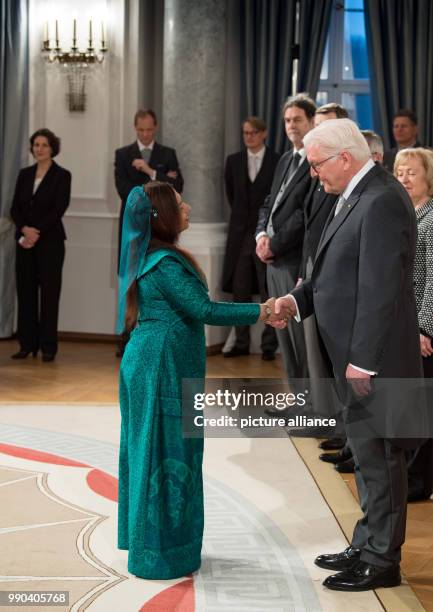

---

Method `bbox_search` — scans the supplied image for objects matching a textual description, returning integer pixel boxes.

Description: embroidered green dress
[118,249,260,579]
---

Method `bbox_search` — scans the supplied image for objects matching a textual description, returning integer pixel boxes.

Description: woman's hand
[420,334,433,358]
[22,226,40,246]
[19,237,35,249]
[259,297,287,323]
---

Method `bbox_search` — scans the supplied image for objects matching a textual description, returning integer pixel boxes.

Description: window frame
[318,1,370,109]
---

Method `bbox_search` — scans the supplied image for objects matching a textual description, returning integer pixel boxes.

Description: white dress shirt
[137,139,154,153]
[290,158,377,375]
[137,140,156,180]
[247,146,266,182]
[33,177,42,194]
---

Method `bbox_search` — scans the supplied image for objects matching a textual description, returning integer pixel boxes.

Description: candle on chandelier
[89,20,93,47]
[101,21,106,48]
[55,19,59,46]
[43,21,49,44]
[73,19,77,44]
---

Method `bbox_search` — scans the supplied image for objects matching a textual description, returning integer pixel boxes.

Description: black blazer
[10,161,71,243]
[255,151,311,261]
[222,147,280,292]
[114,141,184,210]
[293,164,421,381]
[300,177,337,279]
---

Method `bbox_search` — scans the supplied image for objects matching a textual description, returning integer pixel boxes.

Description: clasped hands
[259,296,297,325]
[20,225,40,249]
[255,235,274,264]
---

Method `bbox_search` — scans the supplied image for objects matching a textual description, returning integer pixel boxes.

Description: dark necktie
[266,152,302,237]
[287,151,301,181]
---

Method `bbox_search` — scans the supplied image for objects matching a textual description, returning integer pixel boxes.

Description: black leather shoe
[261,351,276,361]
[223,347,249,358]
[11,350,37,360]
[323,560,401,591]
[42,353,55,362]
[335,457,355,473]
[315,546,361,571]
[319,437,346,451]
[319,446,352,465]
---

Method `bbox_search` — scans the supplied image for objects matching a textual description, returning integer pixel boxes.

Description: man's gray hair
[361,130,384,156]
[303,118,371,162]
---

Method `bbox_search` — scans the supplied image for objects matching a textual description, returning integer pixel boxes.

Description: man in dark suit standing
[383,108,422,172]
[115,108,183,265]
[114,109,183,355]
[222,116,280,359]
[274,119,422,591]
[255,94,315,384]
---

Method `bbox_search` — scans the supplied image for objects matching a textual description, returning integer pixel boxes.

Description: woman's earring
[152,209,158,218]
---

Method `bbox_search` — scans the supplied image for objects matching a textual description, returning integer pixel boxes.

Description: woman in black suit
[10,128,71,361]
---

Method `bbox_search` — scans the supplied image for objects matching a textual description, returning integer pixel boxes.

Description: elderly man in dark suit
[255,94,315,386]
[274,118,422,591]
[222,116,280,359]
[114,109,183,355]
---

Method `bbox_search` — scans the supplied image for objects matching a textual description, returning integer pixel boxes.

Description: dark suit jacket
[114,141,183,208]
[292,164,424,447]
[222,147,280,292]
[383,140,422,172]
[255,151,311,265]
[292,164,421,380]
[10,162,71,243]
[300,178,337,279]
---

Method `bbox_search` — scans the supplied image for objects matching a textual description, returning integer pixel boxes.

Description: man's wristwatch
[264,305,272,321]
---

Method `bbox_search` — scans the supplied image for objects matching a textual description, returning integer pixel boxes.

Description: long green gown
[118,248,260,579]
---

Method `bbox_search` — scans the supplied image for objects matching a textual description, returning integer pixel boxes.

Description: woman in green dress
[117,182,278,580]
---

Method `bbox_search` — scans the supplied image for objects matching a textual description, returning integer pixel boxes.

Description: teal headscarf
[116,186,155,333]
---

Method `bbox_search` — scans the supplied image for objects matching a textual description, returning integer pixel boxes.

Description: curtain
[238,0,333,154]
[239,0,297,153]
[365,0,433,149]
[297,0,333,97]
[0,0,29,337]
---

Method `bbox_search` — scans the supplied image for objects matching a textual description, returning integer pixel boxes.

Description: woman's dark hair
[125,181,204,331]
[29,128,61,157]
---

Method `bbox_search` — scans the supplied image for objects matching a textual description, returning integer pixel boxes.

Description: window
[317,0,372,129]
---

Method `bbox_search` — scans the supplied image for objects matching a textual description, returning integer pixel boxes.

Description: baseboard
[57,332,224,355]
[58,332,117,343]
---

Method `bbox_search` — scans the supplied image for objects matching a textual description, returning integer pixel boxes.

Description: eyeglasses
[242,130,260,137]
[310,154,340,174]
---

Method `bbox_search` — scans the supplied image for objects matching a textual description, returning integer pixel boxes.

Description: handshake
[259,296,298,328]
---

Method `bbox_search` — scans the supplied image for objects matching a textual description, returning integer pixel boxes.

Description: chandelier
[41,20,108,113]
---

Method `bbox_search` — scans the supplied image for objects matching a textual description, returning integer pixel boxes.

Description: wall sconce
[41,19,108,112]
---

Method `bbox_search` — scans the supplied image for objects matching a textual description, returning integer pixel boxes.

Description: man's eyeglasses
[242,130,260,137]
[310,154,340,174]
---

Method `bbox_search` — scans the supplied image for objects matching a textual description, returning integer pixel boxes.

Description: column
[162,0,226,222]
